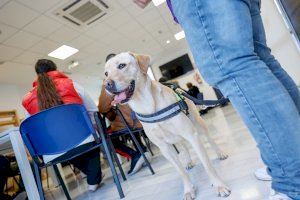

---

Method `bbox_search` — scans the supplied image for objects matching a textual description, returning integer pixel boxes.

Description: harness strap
[136,100,188,123]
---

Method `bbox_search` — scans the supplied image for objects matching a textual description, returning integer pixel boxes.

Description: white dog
[104,52,231,199]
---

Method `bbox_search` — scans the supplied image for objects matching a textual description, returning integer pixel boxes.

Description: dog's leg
[203,130,228,160]
[195,121,228,160]
[160,144,196,200]
[188,102,228,160]
[177,142,194,170]
[182,131,231,197]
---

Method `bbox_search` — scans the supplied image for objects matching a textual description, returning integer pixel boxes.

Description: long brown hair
[35,59,63,111]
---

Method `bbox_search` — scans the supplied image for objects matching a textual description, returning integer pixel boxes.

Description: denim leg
[172,0,300,198]
[251,0,300,113]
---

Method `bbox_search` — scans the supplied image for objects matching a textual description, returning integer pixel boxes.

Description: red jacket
[22,71,83,115]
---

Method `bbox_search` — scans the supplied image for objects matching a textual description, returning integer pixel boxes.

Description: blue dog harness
[135,93,189,123]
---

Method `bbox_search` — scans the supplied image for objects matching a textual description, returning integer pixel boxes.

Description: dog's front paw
[183,188,196,200]
[217,152,228,160]
[186,162,194,170]
[213,184,231,197]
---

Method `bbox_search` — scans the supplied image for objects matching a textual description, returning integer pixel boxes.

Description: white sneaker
[269,189,292,200]
[254,167,272,181]
[129,155,144,176]
[88,184,99,192]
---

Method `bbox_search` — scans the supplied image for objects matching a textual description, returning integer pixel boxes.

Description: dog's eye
[118,63,126,69]
[104,72,108,76]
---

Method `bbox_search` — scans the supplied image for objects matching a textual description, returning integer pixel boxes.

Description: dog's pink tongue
[111,92,127,105]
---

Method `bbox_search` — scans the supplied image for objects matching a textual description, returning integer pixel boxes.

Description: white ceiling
[0,0,188,86]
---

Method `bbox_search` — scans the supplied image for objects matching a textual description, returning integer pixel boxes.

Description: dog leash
[163,82,226,106]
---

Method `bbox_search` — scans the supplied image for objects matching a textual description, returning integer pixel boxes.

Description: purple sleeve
[166,0,179,23]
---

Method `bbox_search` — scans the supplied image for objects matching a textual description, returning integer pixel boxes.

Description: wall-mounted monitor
[159,54,194,81]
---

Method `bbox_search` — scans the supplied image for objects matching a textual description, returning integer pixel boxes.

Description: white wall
[0,83,27,118]
[0,74,101,122]
[69,74,102,105]
[262,0,300,85]
[150,39,218,100]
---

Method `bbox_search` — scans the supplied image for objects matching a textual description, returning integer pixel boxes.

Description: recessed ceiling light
[153,0,166,6]
[166,40,170,44]
[174,31,185,40]
[48,45,78,60]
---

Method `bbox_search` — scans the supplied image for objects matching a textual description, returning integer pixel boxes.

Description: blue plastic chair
[20,104,125,199]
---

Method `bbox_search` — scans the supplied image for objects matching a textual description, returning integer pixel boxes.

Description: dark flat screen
[159,54,193,80]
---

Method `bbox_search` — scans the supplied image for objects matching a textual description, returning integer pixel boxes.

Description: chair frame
[20,106,126,200]
[109,106,155,175]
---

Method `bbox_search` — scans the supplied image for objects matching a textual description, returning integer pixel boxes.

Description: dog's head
[104,52,150,105]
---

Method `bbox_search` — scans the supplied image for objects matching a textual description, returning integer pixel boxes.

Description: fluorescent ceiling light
[48,45,78,60]
[152,0,166,6]
[174,31,185,40]
[166,40,170,44]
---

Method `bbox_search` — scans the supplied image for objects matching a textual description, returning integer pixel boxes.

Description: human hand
[133,0,152,8]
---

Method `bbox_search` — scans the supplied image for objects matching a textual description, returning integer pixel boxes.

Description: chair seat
[43,141,101,167]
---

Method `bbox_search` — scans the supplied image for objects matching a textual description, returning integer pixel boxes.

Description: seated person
[22,59,102,191]
[186,82,203,100]
[98,84,152,175]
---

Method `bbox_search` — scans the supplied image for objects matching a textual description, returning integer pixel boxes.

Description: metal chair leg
[108,137,127,181]
[33,163,45,200]
[117,109,155,175]
[53,165,71,200]
[45,167,50,189]
[95,114,125,199]
[102,139,125,198]
[141,131,154,156]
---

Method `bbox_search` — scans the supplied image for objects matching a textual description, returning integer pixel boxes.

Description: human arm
[98,84,117,121]
[133,0,152,8]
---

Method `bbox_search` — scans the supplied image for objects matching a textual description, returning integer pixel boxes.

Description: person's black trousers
[69,149,102,185]
[111,131,147,158]
[0,155,11,200]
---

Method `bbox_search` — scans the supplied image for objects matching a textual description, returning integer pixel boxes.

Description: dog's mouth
[111,80,135,105]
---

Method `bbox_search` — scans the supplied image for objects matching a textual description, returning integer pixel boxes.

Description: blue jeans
[172,0,300,198]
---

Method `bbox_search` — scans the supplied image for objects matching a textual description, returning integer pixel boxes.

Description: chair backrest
[20,104,96,157]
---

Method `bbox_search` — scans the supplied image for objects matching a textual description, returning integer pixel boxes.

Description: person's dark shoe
[128,154,144,176]
[13,191,27,200]
[88,174,105,192]
[0,194,14,200]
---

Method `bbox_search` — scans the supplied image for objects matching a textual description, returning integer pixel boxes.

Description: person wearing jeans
[133,0,300,199]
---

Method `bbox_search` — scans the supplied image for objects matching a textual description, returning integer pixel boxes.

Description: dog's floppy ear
[130,52,150,74]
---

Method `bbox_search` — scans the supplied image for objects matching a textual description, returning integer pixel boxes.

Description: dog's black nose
[105,79,117,92]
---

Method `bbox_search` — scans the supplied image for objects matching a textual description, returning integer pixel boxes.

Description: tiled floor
[44,105,271,200]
